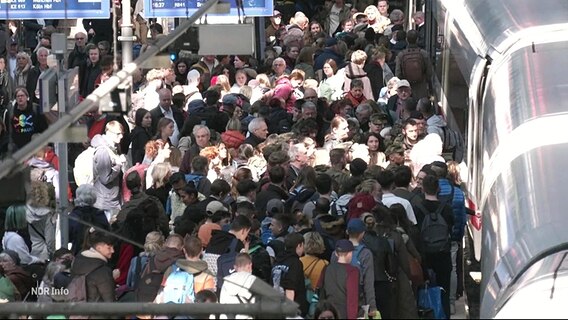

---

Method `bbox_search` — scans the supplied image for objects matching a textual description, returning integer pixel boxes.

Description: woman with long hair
[364,132,387,167]
[215,74,232,97]
[145,162,173,209]
[25,179,56,262]
[230,69,248,94]
[317,59,344,101]
[174,59,189,85]
[287,166,318,213]
[230,166,253,200]
[200,145,222,182]
[153,117,175,146]
[13,51,31,88]
[130,108,153,165]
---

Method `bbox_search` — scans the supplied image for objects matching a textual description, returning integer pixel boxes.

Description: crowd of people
[0,1,468,319]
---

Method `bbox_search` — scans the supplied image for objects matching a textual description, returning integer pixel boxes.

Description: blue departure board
[0,0,110,19]
[144,0,273,18]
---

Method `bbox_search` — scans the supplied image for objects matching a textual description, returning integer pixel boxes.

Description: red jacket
[221,130,246,150]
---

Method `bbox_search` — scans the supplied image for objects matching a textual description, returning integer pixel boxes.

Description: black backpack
[417,203,450,253]
[363,232,398,282]
[215,238,240,293]
[135,257,165,302]
[441,126,465,163]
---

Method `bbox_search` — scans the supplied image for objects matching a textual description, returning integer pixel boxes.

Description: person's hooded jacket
[70,248,116,302]
[25,203,55,262]
[426,114,446,138]
[91,133,122,211]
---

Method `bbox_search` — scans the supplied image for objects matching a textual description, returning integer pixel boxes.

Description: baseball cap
[266,199,285,216]
[206,201,225,215]
[347,218,367,234]
[273,10,282,17]
[222,94,238,106]
[325,37,338,47]
[335,239,355,253]
[385,143,405,157]
[396,79,411,89]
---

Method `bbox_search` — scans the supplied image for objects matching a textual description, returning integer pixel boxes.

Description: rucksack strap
[305,258,321,280]
[415,201,447,222]
[29,223,46,242]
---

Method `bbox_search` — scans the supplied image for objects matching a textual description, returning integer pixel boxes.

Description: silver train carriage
[425,0,568,318]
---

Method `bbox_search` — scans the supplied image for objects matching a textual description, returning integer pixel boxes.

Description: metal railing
[0,301,299,318]
[0,0,221,180]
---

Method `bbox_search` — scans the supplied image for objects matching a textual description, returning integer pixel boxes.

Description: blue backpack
[185,174,205,190]
[215,238,240,293]
[161,263,195,304]
[350,244,366,272]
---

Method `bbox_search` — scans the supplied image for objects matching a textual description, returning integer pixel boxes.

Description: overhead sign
[0,0,110,19]
[145,0,273,18]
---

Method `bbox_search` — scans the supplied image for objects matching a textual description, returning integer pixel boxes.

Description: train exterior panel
[429,0,568,317]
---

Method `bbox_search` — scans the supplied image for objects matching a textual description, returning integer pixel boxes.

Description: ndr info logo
[31,286,70,296]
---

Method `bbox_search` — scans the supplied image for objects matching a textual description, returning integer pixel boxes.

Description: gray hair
[192,124,210,137]
[356,103,372,114]
[74,184,97,207]
[36,46,50,56]
[390,9,405,23]
[272,57,286,67]
[288,142,306,161]
[248,117,266,133]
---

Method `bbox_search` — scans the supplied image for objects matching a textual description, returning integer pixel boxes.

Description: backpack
[304,258,323,318]
[401,47,425,83]
[185,174,205,190]
[271,264,289,296]
[378,232,398,282]
[73,147,96,186]
[64,265,104,302]
[161,262,196,304]
[441,126,465,163]
[350,244,366,274]
[248,243,272,284]
[135,257,164,302]
[215,238,240,292]
[419,203,450,253]
[330,199,348,216]
[29,167,56,207]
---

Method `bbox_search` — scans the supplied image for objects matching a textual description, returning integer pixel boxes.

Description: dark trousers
[425,251,452,319]
[375,281,393,319]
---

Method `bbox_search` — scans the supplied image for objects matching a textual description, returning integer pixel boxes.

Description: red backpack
[346,193,377,221]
